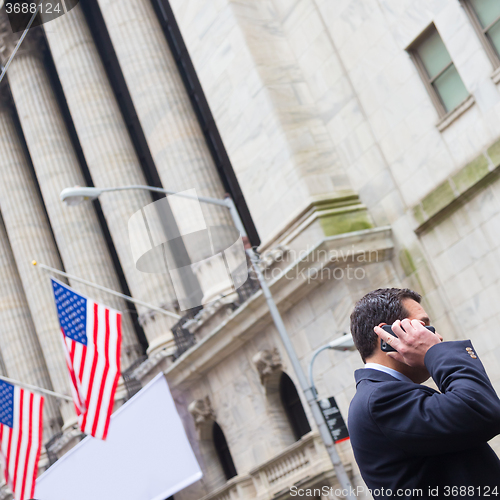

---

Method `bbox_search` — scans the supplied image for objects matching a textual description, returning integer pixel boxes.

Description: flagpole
[0,375,73,402]
[32,261,181,320]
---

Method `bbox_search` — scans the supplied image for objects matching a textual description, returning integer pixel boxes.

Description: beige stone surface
[1,28,142,367]
[44,5,178,349]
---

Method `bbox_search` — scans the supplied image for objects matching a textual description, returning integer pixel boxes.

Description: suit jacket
[348,340,500,499]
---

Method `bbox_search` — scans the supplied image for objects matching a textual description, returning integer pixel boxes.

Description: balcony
[200,432,352,500]
[172,267,261,359]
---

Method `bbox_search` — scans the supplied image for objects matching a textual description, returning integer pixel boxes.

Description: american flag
[51,279,122,440]
[0,381,43,500]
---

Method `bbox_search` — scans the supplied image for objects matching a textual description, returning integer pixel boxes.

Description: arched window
[212,422,237,480]
[279,372,311,441]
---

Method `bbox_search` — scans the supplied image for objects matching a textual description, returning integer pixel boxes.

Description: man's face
[373,298,442,383]
[402,298,431,328]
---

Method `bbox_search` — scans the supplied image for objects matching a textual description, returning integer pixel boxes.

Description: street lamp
[61,185,355,495]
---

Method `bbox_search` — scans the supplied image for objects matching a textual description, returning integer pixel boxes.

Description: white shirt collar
[364,362,414,384]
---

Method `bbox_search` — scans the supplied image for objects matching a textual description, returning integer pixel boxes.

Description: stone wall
[168,0,500,495]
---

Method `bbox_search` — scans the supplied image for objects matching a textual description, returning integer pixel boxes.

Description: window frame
[407,24,468,117]
[460,0,500,68]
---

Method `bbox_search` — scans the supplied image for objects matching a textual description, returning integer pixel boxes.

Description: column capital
[252,347,283,386]
[188,396,216,440]
[0,11,44,63]
[188,396,216,426]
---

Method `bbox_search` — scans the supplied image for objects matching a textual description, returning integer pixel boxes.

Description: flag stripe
[14,391,31,499]
[92,309,110,437]
[69,341,76,364]
[78,343,87,382]
[19,392,33,500]
[103,313,122,440]
[84,304,107,436]
[30,396,44,498]
[95,310,119,438]
[80,303,100,432]
[12,389,23,492]
[62,331,84,414]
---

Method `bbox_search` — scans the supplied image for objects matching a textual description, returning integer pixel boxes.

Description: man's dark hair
[350,288,422,362]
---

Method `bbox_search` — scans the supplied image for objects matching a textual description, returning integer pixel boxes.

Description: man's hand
[374,319,442,367]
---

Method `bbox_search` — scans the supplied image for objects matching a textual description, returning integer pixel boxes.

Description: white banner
[36,373,202,500]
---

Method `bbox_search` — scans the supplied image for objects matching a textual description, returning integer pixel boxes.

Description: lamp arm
[308,344,333,400]
[100,185,228,207]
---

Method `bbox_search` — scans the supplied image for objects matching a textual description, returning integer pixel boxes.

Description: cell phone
[380,324,436,352]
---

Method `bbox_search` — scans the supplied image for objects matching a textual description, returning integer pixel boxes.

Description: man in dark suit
[348,288,500,499]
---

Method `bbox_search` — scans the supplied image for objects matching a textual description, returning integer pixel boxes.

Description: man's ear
[377,322,387,327]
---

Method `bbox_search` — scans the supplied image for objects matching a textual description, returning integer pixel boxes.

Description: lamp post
[60,185,356,496]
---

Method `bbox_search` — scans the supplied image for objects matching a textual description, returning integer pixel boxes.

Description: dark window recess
[150,0,260,248]
[280,373,311,441]
[213,422,237,480]
[41,33,149,355]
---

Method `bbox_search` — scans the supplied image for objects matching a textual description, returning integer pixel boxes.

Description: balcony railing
[122,355,148,400]
[172,305,202,358]
[235,264,260,307]
[171,265,261,358]
[199,432,352,500]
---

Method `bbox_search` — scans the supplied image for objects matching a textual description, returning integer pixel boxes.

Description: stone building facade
[0,0,499,498]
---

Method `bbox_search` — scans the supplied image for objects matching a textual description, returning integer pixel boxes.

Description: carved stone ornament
[252,348,283,385]
[188,396,216,427]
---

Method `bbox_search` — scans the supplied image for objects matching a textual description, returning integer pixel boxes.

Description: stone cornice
[257,190,364,253]
[164,226,393,388]
[413,136,500,233]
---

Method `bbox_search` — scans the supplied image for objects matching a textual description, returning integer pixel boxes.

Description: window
[408,25,469,116]
[279,373,311,441]
[212,422,237,481]
[462,0,500,67]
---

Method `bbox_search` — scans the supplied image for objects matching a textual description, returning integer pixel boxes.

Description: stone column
[0,212,62,438]
[0,21,142,365]
[43,5,178,353]
[96,0,238,305]
[0,83,74,425]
